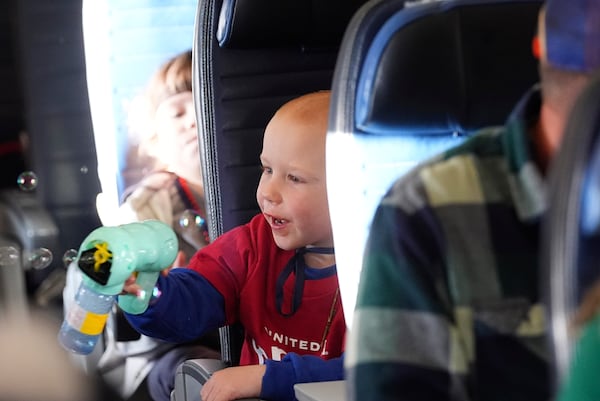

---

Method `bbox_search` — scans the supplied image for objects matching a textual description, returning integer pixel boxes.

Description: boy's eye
[261,165,272,174]
[287,174,302,183]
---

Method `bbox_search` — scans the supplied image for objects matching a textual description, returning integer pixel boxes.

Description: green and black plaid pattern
[347,88,551,401]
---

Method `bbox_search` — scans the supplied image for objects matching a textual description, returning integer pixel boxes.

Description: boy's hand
[171,250,187,269]
[121,274,142,296]
[200,364,266,401]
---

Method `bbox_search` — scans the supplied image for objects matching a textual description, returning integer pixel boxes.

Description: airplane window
[82,0,197,219]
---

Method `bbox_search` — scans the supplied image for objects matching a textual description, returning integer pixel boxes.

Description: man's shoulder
[382,125,508,212]
[444,125,506,160]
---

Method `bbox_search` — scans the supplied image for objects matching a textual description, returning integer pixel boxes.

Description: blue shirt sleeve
[260,353,344,401]
[123,268,226,343]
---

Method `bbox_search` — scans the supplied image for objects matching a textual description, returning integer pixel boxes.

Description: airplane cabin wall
[9,0,101,268]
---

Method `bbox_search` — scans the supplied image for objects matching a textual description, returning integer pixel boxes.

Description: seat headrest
[217,0,367,49]
[356,0,541,136]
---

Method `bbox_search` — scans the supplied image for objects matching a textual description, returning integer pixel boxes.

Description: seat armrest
[171,358,263,401]
[172,358,225,401]
[294,380,347,401]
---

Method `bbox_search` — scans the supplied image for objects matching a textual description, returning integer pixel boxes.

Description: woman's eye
[261,166,272,174]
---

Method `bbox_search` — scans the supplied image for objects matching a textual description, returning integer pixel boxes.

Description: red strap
[177,177,203,213]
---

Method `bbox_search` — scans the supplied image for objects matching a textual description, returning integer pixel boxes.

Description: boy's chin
[272,235,299,251]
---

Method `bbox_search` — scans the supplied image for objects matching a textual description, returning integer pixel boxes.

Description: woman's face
[154,91,202,185]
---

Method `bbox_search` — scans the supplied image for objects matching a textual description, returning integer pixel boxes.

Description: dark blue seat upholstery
[196,0,366,239]
[195,0,367,369]
[326,0,542,328]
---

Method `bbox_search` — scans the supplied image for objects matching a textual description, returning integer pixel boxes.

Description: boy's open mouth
[265,213,287,227]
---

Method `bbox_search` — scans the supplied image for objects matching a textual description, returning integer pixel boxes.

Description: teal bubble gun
[76,220,178,314]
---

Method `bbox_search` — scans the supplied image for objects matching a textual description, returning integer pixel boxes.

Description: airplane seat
[171,0,367,399]
[543,69,600,394]
[327,0,543,336]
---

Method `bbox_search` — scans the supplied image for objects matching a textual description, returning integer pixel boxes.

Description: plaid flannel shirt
[347,87,551,401]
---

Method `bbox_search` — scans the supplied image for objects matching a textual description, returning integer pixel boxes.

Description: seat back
[193,0,367,366]
[326,0,542,327]
[543,70,600,389]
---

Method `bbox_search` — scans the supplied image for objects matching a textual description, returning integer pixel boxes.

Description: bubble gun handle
[118,270,162,314]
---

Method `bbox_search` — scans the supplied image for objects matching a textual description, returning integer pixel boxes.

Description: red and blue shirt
[126,214,346,400]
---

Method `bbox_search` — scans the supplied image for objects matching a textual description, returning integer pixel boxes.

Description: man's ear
[534,7,548,62]
[532,36,542,60]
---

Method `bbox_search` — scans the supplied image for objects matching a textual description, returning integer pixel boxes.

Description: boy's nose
[260,180,281,204]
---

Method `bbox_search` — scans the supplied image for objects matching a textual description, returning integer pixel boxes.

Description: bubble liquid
[58,281,116,354]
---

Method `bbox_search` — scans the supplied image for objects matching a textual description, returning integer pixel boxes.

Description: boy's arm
[200,364,266,401]
[261,354,344,401]
[199,354,344,401]
[124,268,226,342]
[123,219,257,341]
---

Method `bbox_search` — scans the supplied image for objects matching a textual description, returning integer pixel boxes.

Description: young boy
[123,91,345,401]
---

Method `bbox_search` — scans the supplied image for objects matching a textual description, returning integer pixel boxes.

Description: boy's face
[256,94,333,251]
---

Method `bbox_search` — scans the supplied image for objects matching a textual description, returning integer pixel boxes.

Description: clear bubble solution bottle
[58,280,116,354]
